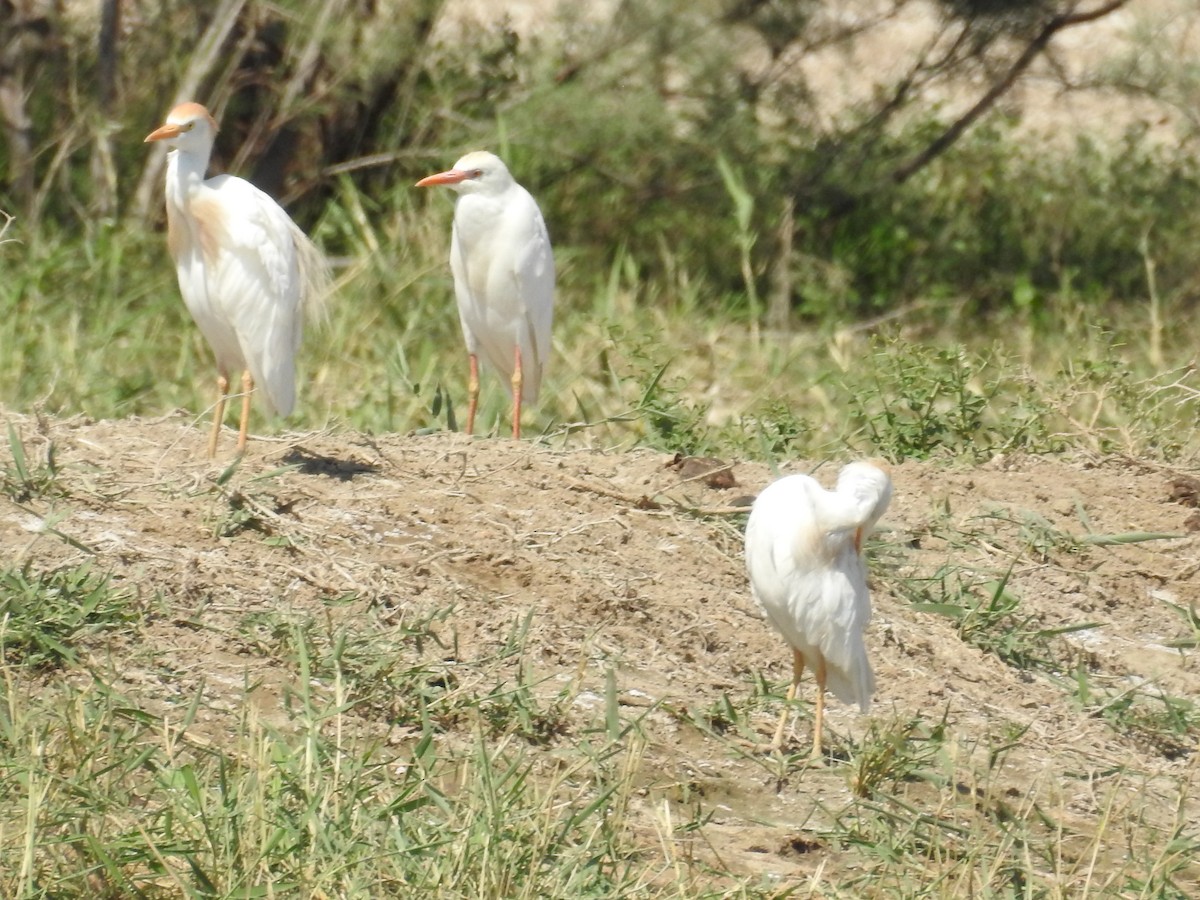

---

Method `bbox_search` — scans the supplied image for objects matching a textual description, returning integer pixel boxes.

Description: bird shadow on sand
[281,448,379,482]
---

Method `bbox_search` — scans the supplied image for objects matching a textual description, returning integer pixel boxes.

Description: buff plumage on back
[290,214,331,326]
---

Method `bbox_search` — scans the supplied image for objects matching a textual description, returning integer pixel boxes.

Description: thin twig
[566,477,750,517]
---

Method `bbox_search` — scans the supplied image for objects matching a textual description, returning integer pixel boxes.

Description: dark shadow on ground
[282,448,380,481]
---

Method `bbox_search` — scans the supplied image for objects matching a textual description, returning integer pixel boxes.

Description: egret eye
[470,169,484,179]
[180,122,195,132]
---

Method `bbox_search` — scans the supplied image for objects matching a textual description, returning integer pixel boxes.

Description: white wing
[512,199,555,403]
[196,175,312,417]
[450,185,555,403]
[449,222,479,356]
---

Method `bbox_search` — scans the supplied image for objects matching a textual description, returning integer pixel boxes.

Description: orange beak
[854,526,864,553]
[144,122,183,143]
[415,169,468,188]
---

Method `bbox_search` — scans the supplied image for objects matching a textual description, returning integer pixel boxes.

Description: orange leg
[511,346,523,439]
[772,648,805,750]
[207,374,230,459]
[466,354,480,436]
[236,369,254,454]
[812,654,827,760]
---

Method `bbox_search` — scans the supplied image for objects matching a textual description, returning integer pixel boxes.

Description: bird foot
[732,735,787,756]
[732,735,827,765]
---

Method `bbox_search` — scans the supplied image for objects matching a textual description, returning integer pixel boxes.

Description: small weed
[602,333,715,455]
[849,339,1062,461]
[1158,597,1200,649]
[850,713,950,798]
[740,398,813,459]
[478,663,572,746]
[1070,666,1198,760]
[205,462,299,540]
[1,423,62,503]
[716,154,762,337]
[238,606,455,726]
[906,557,1100,672]
[694,691,753,739]
[0,563,138,668]
[1010,509,1082,559]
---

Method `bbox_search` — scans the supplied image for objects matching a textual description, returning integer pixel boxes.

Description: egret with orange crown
[415,151,554,439]
[744,461,893,757]
[145,102,328,457]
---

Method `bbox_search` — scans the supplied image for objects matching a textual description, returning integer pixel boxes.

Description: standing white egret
[744,461,893,758]
[144,101,328,457]
[415,151,554,439]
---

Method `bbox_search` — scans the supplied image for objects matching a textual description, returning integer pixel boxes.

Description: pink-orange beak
[415,169,468,188]
[144,122,183,143]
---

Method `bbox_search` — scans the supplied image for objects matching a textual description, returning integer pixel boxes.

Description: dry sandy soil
[3,408,1198,888]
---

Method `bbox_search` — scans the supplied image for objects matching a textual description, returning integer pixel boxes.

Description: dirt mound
[3,409,1198,886]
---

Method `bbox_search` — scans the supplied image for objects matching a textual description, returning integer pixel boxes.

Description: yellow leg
[813,654,827,760]
[772,649,805,750]
[236,369,253,454]
[511,346,523,439]
[207,374,229,459]
[466,354,480,436]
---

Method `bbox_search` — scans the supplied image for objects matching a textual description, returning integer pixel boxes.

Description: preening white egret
[145,102,328,456]
[415,151,554,439]
[744,461,893,757]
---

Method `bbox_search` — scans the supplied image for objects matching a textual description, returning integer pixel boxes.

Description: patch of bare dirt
[3,409,1199,885]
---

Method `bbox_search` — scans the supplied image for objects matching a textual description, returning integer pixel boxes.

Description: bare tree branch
[890,0,1132,185]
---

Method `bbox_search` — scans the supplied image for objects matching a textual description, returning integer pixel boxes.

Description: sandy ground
[3,408,1198,886]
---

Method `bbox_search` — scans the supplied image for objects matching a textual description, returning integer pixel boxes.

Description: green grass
[5,4,1200,893]
[0,563,140,669]
[6,205,1200,467]
[5,209,1200,895]
[667,667,1199,897]
[0,602,753,898]
[1,424,62,504]
[5,650,1189,899]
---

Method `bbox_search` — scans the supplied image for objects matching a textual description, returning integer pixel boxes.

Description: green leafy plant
[906,558,1100,672]
[1069,666,1199,760]
[850,713,950,799]
[0,563,138,668]
[1159,597,1200,650]
[206,462,299,540]
[2,424,61,503]
[847,339,1062,461]
[478,663,572,746]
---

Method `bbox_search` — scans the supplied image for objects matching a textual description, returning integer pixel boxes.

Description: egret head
[144,102,218,154]
[837,460,893,536]
[414,150,515,196]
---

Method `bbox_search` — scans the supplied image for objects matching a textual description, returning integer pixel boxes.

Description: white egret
[415,151,554,439]
[744,461,893,757]
[144,102,328,457]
